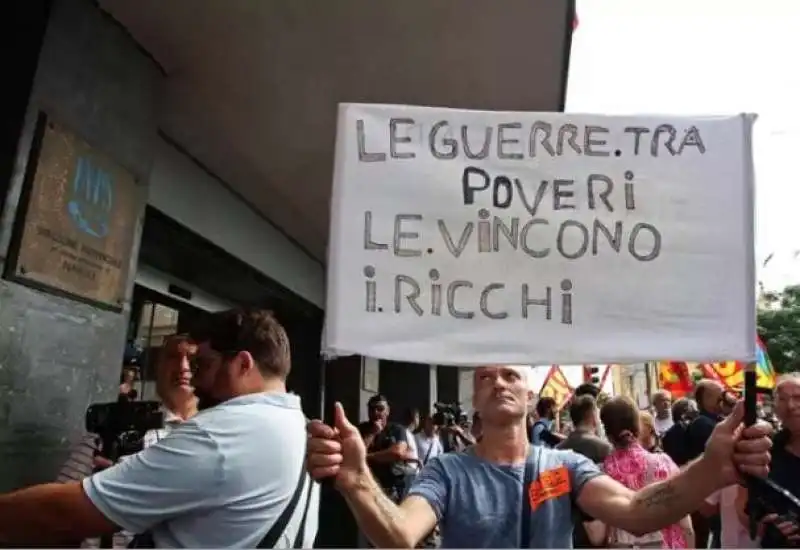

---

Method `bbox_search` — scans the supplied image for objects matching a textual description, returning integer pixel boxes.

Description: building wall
[0,0,161,490]
[147,138,325,307]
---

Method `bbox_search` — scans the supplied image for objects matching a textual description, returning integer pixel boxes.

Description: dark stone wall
[0,0,161,491]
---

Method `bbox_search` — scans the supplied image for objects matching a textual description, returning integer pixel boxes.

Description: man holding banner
[307,364,774,548]
[318,103,769,547]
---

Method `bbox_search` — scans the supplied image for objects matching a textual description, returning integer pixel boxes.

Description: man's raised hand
[307,402,368,491]
[703,400,773,487]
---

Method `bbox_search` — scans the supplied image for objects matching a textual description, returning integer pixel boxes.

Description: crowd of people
[0,308,796,548]
[310,367,800,549]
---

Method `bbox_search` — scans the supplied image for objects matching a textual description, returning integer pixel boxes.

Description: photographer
[0,308,319,548]
[737,373,800,548]
[433,404,473,452]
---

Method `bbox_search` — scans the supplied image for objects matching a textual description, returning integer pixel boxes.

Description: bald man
[687,380,726,460]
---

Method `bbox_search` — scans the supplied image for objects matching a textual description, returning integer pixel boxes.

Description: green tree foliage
[757,284,800,374]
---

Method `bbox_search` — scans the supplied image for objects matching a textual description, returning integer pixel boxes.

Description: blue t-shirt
[530,419,554,447]
[407,445,603,548]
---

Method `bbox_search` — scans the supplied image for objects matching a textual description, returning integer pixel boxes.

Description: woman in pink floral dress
[600,397,694,549]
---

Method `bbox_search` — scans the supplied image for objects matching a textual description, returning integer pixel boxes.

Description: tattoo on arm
[637,481,680,509]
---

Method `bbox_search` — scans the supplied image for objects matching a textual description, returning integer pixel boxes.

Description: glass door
[127,285,211,401]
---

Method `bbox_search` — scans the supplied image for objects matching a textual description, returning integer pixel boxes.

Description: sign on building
[7,115,142,311]
[324,103,756,366]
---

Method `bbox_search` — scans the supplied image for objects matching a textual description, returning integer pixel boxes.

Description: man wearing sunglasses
[0,308,319,548]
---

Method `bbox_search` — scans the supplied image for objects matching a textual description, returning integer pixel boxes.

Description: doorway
[127,284,212,400]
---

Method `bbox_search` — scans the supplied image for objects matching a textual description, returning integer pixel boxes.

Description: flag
[755,337,777,389]
[706,361,745,391]
[539,365,573,411]
[599,364,612,389]
[660,336,777,394]
[657,362,693,398]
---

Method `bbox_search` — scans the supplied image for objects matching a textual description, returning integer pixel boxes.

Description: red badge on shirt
[528,466,571,510]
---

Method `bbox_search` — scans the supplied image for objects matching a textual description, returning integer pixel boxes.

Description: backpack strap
[519,445,537,549]
[291,477,315,548]
[258,461,310,548]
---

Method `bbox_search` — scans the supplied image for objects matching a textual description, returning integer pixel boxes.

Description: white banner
[324,103,756,366]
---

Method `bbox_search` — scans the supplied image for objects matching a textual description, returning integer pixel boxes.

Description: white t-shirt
[83,392,319,548]
[706,485,757,549]
[415,433,443,464]
[654,416,673,437]
[406,429,420,471]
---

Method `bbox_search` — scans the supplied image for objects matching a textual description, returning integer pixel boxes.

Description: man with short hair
[651,389,673,437]
[557,395,613,548]
[307,364,774,548]
[662,397,698,468]
[687,380,726,460]
[358,395,413,503]
[687,379,728,548]
[0,308,319,548]
[143,337,198,447]
[557,395,612,464]
[530,396,564,447]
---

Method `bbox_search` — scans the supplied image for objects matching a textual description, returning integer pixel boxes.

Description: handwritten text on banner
[324,104,756,366]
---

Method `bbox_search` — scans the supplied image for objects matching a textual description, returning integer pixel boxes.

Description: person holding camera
[306,363,774,548]
[433,405,474,453]
[737,373,800,548]
[0,308,319,548]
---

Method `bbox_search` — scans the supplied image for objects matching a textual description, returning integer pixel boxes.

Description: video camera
[743,368,800,543]
[432,402,466,427]
[85,400,164,461]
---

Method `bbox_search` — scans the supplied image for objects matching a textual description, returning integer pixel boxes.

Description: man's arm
[583,520,608,546]
[341,457,446,548]
[678,514,695,548]
[368,424,410,464]
[0,421,223,545]
[540,428,565,447]
[448,425,475,447]
[0,481,116,545]
[578,457,719,536]
[699,489,720,518]
[359,422,380,449]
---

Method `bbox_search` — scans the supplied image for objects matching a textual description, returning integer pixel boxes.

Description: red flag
[657,362,693,398]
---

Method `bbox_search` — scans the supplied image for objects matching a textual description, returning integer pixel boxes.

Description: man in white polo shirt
[0,308,318,548]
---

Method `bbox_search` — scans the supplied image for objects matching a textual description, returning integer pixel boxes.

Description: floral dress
[603,443,688,549]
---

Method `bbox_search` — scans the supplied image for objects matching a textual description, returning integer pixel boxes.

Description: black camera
[85,400,164,460]
[432,402,465,427]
